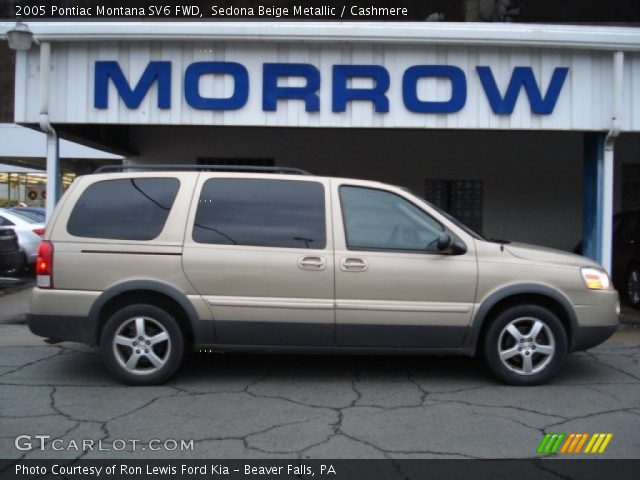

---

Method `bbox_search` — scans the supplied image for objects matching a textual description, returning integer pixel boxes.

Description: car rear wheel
[626,266,640,309]
[100,304,184,385]
[483,304,568,386]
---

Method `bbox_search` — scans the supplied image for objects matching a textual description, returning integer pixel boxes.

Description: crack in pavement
[0,336,638,459]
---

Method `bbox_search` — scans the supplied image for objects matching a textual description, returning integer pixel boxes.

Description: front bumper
[571,289,619,351]
[572,323,618,351]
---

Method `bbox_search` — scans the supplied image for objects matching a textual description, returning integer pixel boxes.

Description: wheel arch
[88,280,212,347]
[466,283,578,354]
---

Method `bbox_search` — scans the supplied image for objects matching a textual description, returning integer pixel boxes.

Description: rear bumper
[0,250,24,274]
[572,323,618,351]
[27,313,95,344]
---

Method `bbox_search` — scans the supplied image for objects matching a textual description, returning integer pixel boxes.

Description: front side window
[67,178,180,240]
[340,186,444,252]
[193,178,326,249]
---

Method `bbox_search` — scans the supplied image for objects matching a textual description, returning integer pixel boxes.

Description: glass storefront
[0,172,76,207]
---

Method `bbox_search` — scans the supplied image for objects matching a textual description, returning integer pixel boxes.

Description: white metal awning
[1,21,640,51]
[0,124,123,160]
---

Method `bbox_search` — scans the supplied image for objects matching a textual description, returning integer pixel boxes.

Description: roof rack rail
[93,165,313,175]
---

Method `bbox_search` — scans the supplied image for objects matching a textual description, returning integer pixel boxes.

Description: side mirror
[437,233,451,251]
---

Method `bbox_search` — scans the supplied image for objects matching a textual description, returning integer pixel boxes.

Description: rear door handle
[298,256,326,271]
[341,257,368,272]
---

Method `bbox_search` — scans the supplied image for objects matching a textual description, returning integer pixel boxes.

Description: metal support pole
[45,130,60,219]
[38,41,60,221]
[583,133,604,263]
[601,51,624,274]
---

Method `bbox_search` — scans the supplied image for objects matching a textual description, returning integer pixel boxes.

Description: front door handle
[298,256,326,271]
[341,257,369,272]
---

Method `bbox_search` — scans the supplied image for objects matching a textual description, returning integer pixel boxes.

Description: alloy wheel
[498,317,555,376]
[112,316,171,375]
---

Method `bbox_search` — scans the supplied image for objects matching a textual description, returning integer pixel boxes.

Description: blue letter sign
[263,63,321,112]
[94,61,171,109]
[476,66,569,115]
[402,65,467,113]
[94,60,569,117]
[184,62,249,110]
[332,65,390,113]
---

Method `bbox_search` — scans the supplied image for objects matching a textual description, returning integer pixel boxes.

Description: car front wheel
[627,266,640,309]
[483,305,568,386]
[100,304,184,385]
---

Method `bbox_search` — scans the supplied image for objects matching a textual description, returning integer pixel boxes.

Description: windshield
[401,189,487,241]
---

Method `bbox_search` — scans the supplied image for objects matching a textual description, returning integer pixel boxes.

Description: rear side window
[193,178,326,249]
[67,178,180,240]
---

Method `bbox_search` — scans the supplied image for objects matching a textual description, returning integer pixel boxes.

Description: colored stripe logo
[537,433,613,454]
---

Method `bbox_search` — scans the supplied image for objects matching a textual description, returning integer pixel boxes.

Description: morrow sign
[94,61,570,115]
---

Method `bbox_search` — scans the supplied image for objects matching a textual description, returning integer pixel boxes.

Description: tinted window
[193,179,326,249]
[340,186,444,252]
[67,178,179,240]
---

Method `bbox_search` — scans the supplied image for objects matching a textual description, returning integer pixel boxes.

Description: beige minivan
[28,166,619,386]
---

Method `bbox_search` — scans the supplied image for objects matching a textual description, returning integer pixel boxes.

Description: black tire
[482,304,568,386]
[100,304,184,385]
[625,265,640,310]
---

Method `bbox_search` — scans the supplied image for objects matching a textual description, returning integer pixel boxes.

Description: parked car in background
[0,227,24,275]
[574,210,640,309]
[9,207,46,224]
[0,208,45,269]
[613,210,640,309]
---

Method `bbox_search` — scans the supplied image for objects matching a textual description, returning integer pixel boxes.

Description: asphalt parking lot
[0,295,639,460]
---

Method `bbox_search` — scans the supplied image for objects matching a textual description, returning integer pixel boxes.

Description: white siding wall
[127,127,584,250]
[14,42,640,131]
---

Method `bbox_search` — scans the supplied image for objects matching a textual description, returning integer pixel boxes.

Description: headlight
[581,267,611,290]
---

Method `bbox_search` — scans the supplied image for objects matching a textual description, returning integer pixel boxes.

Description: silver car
[0,208,45,267]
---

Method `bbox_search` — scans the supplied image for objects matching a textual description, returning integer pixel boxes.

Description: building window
[622,164,640,211]
[197,158,275,167]
[425,179,483,233]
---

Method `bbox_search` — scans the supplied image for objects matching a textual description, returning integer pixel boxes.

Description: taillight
[33,228,45,237]
[36,241,54,288]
